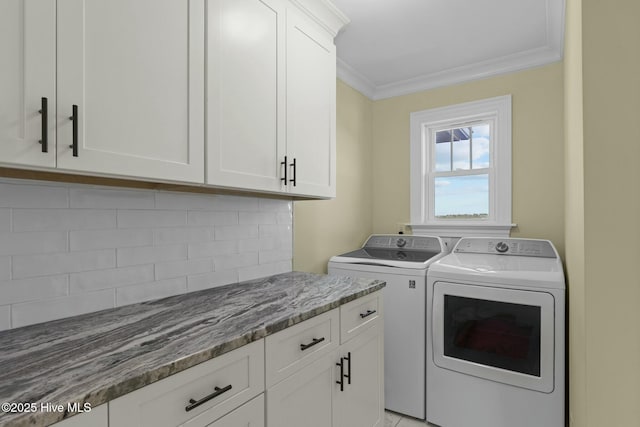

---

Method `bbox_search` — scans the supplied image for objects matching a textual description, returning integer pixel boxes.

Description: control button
[396,238,407,248]
[495,241,509,253]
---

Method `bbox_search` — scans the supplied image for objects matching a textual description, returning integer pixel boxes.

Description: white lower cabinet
[265,291,384,427]
[51,404,107,427]
[206,394,264,427]
[108,340,264,427]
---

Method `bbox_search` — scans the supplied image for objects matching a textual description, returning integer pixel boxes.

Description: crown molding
[289,0,350,37]
[337,0,565,100]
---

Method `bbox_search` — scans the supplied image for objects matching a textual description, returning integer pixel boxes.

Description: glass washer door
[432,281,555,393]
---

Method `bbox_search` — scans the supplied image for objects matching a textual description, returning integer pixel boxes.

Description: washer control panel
[454,238,557,258]
[364,235,442,251]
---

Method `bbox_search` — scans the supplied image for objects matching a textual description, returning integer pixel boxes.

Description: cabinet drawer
[203,394,264,427]
[52,404,107,427]
[265,309,339,387]
[340,291,382,344]
[109,340,264,427]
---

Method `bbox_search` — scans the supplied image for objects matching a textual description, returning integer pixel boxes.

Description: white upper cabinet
[207,0,286,192]
[285,7,336,198]
[57,0,205,183]
[0,0,56,167]
[207,0,347,198]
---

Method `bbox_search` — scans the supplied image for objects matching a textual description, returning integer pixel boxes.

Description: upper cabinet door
[207,0,286,193]
[56,0,205,183]
[286,8,336,198]
[0,0,56,167]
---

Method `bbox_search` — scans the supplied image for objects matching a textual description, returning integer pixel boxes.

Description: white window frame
[409,95,514,238]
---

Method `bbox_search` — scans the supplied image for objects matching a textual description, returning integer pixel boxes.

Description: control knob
[495,241,509,253]
[396,238,407,248]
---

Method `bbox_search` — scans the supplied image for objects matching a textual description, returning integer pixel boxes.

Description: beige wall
[564,0,586,425]
[371,64,566,256]
[293,80,373,273]
[575,0,640,425]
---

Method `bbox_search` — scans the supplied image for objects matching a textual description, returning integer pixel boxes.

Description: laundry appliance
[328,234,447,419]
[426,237,565,427]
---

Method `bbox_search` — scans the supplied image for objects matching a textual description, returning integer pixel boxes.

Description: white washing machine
[328,234,447,419]
[426,237,565,427]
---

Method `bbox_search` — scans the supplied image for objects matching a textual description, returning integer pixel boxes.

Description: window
[410,95,513,237]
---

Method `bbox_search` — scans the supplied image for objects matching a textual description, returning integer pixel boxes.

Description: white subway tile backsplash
[0,231,67,256]
[70,265,155,293]
[13,209,116,232]
[116,278,187,306]
[117,210,186,228]
[187,211,238,226]
[155,258,212,280]
[188,240,237,259]
[0,182,68,208]
[154,227,214,245]
[239,211,277,225]
[70,229,154,251]
[0,275,68,304]
[0,305,10,331]
[213,252,259,271]
[13,250,116,279]
[260,249,294,264]
[214,225,259,241]
[238,260,292,282]
[70,187,155,209]
[11,290,115,328]
[0,178,292,330]
[259,224,292,237]
[0,257,10,280]
[117,244,187,267]
[187,270,238,291]
[0,209,10,231]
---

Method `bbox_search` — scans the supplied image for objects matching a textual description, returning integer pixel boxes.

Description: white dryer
[426,237,565,427]
[329,234,447,419]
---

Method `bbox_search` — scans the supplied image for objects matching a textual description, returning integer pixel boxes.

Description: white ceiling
[332,0,565,100]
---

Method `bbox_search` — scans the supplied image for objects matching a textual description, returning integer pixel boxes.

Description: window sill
[408,223,515,238]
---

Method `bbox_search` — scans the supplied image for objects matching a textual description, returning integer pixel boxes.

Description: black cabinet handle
[300,337,325,351]
[289,158,296,186]
[343,352,351,385]
[281,155,288,185]
[69,105,78,157]
[336,358,344,392]
[185,384,232,412]
[38,97,48,153]
[360,309,377,319]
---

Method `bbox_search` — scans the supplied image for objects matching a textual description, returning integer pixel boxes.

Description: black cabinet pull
[69,105,78,157]
[336,358,344,392]
[289,158,296,186]
[343,352,351,385]
[38,97,48,153]
[185,384,232,412]
[360,309,377,319]
[281,155,288,185]
[300,337,325,351]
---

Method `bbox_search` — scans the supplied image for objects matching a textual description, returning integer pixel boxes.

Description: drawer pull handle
[336,357,345,392]
[300,337,325,351]
[281,155,288,185]
[360,309,377,319]
[185,384,232,412]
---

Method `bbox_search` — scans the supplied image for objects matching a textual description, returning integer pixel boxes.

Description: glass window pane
[435,130,451,172]
[471,124,490,169]
[434,174,489,219]
[452,127,470,170]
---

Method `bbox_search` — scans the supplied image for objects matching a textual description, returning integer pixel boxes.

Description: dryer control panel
[454,238,557,258]
[364,234,443,251]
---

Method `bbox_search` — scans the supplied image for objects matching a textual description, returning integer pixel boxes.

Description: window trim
[409,95,514,238]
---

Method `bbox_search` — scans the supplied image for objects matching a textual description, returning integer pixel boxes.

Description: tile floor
[385,410,437,427]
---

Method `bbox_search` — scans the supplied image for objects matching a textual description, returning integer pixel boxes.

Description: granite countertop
[0,271,385,427]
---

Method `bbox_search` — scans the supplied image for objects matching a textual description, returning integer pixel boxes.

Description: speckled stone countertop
[0,271,385,427]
